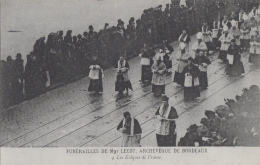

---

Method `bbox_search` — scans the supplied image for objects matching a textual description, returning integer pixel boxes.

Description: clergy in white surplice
[155,95,178,146]
[88,54,104,93]
[191,32,208,58]
[173,43,190,86]
[249,30,260,65]
[218,26,234,62]
[240,20,251,51]
[117,111,142,147]
[201,22,212,52]
[151,54,167,96]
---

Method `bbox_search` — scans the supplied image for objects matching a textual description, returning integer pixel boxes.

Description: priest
[183,57,201,101]
[173,43,190,86]
[194,51,211,90]
[117,111,142,147]
[151,55,167,96]
[88,54,104,93]
[191,32,208,58]
[114,52,133,94]
[155,95,179,146]
[139,43,154,84]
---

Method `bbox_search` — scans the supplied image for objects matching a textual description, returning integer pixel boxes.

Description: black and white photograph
[0,0,260,164]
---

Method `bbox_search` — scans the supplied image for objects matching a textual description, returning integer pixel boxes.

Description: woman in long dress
[173,43,190,86]
[151,55,167,96]
[88,54,104,93]
[114,53,133,94]
[183,57,200,101]
[225,39,245,76]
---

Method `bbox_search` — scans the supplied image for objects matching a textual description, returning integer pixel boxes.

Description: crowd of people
[115,1,260,147]
[178,85,260,146]
[1,0,232,108]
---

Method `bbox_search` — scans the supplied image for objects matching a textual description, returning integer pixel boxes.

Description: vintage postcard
[0,0,260,164]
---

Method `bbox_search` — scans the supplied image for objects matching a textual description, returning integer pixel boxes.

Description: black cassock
[140,48,154,83]
[225,44,245,76]
[194,55,211,89]
[182,64,201,101]
[114,60,133,93]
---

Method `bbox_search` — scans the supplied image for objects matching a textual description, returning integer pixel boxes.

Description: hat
[188,57,194,61]
[123,111,131,118]
[200,118,208,125]
[196,32,203,39]
[205,110,215,118]
[223,26,229,32]
[67,30,72,33]
[162,95,169,102]
[214,105,230,113]
[180,42,186,50]
[250,85,259,92]
[187,124,198,132]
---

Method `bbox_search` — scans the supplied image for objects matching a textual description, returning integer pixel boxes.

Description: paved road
[1,34,259,147]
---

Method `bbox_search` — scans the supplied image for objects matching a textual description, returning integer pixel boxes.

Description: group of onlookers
[178,85,260,146]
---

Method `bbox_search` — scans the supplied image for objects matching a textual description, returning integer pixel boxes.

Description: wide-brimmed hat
[205,110,215,118]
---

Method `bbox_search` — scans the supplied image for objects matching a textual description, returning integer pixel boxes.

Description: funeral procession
[1,0,260,148]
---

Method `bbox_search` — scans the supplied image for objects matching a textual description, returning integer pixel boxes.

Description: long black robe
[140,48,154,83]
[194,55,211,89]
[155,105,178,146]
[88,59,103,92]
[114,60,133,92]
[225,44,245,76]
[182,64,200,101]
